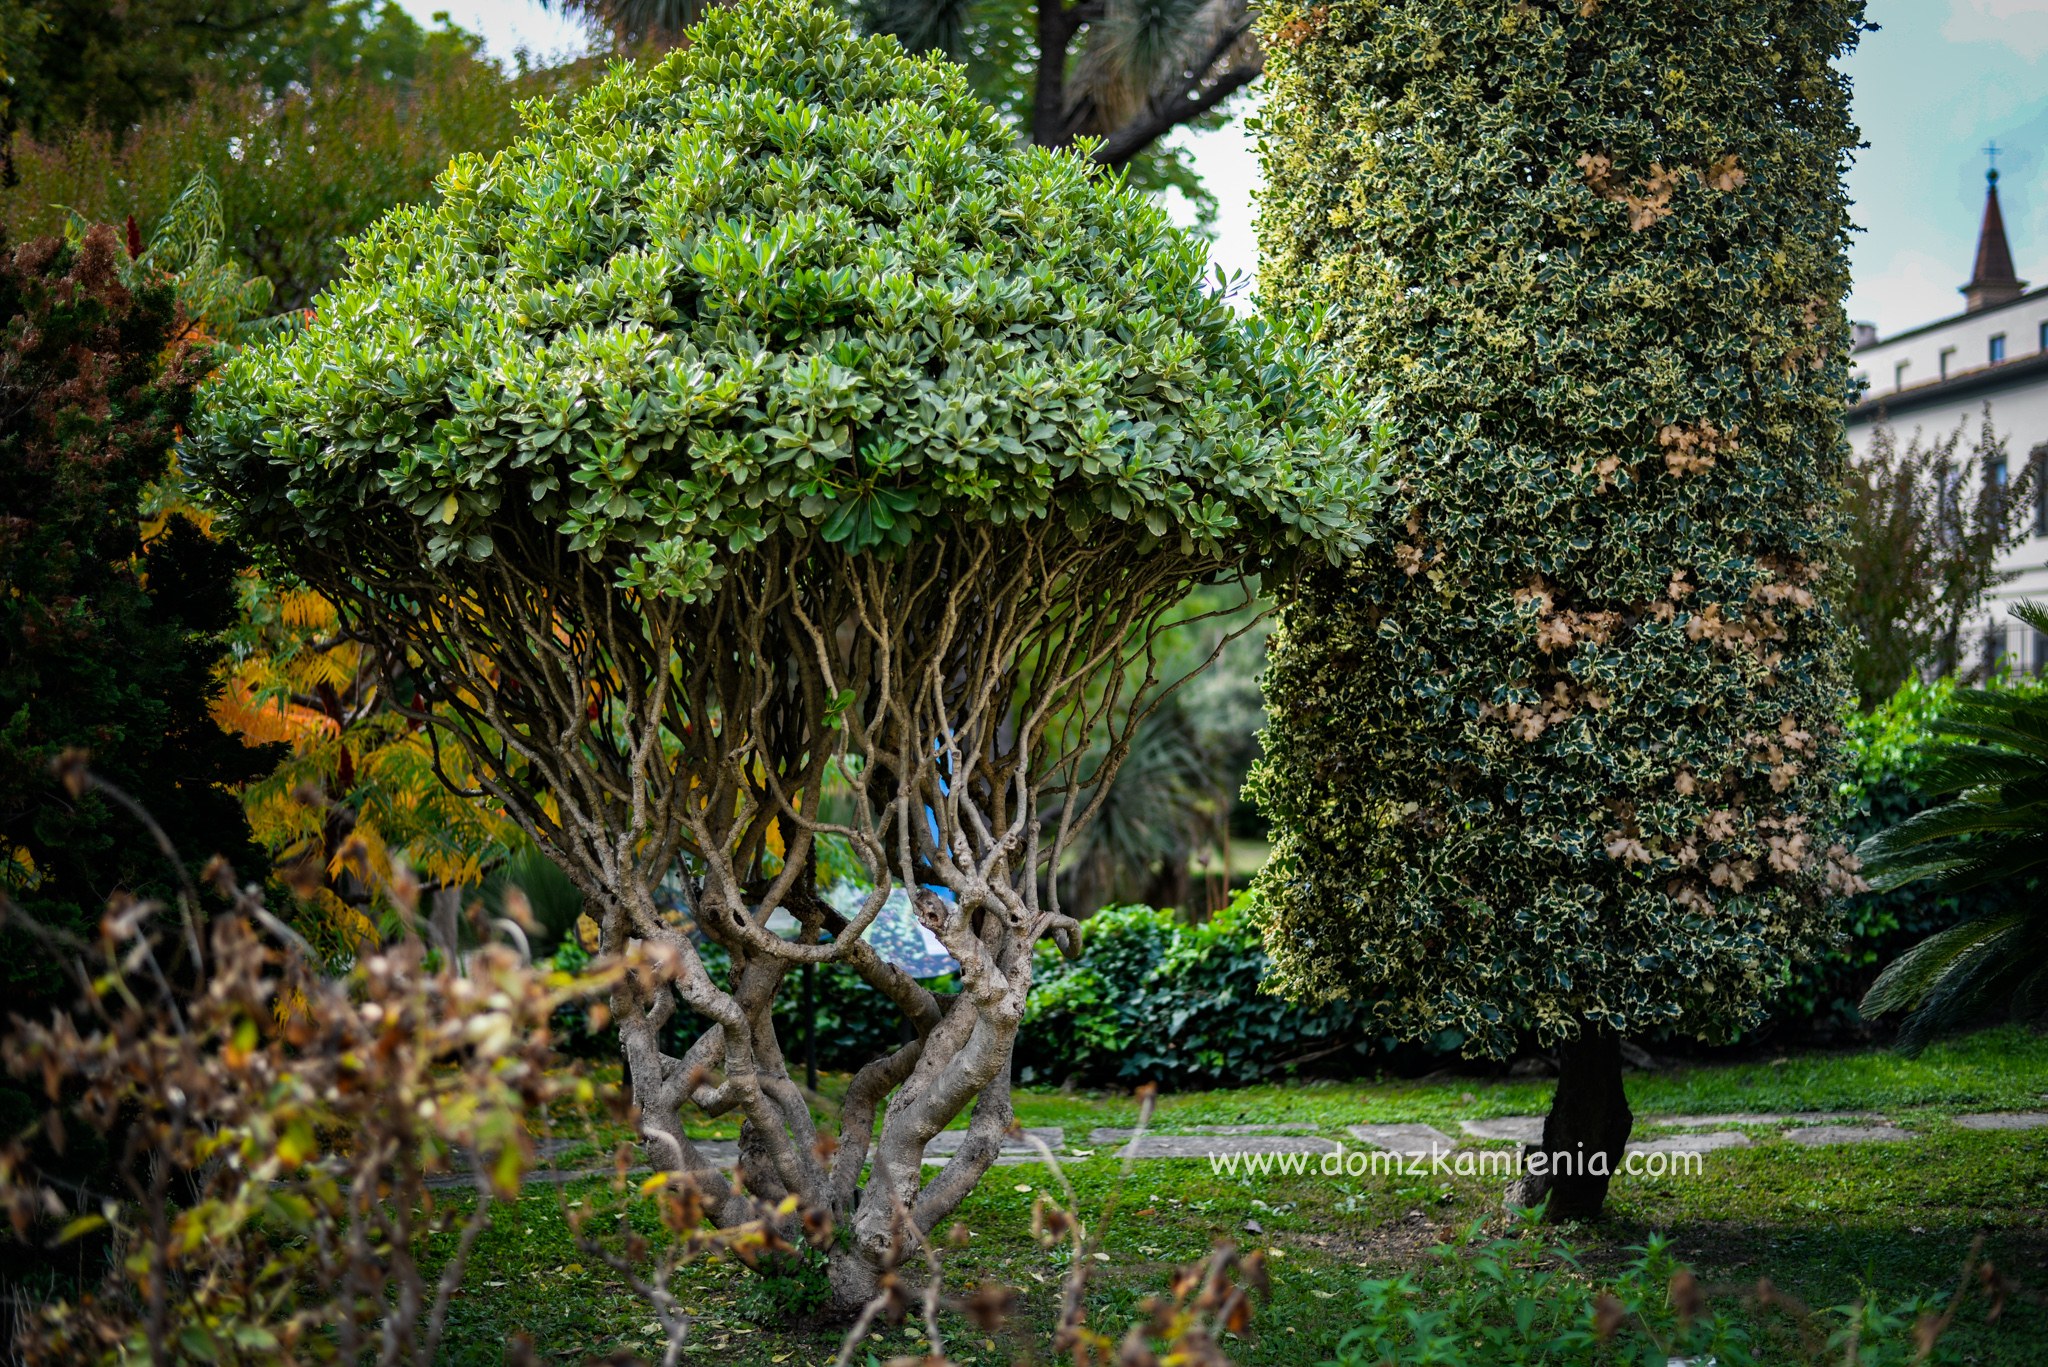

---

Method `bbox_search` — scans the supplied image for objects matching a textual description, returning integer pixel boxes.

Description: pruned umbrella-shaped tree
[189,0,1375,1309]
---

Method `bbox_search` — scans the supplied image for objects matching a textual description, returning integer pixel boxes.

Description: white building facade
[1846,169,2048,675]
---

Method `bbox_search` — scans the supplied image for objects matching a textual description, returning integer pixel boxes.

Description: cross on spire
[1964,144,2025,311]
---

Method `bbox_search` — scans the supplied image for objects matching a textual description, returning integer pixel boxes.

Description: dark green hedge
[1015,899,1456,1088]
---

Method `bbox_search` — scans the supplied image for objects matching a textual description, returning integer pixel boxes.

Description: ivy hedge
[1248,0,1867,1058]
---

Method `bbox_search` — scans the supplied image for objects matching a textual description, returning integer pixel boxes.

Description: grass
[443,1025,2048,1365]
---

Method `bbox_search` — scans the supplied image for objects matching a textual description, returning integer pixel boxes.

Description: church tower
[1963,165,2027,312]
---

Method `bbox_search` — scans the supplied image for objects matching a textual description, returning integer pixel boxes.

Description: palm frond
[1910,747,2048,792]
[549,0,711,42]
[1859,797,2019,860]
[1916,843,2048,894]
[1894,921,2038,1053]
[865,0,978,56]
[1862,912,2029,1053]
[1857,604,2048,1049]
[1925,714,2048,765]
[1053,702,1215,915]
[1068,0,1237,135]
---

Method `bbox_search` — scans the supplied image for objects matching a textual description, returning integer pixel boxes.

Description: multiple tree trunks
[351,523,1254,1313]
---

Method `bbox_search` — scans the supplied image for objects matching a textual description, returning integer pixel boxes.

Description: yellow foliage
[142,372,516,962]
[276,588,336,630]
[210,674,336,747]
[302,886,377,955]
[209,567,518,951]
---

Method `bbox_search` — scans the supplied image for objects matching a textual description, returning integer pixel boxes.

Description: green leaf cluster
[189,0,1374,587]
[1017,897,1449,1088]
[1247,0,1865,1055]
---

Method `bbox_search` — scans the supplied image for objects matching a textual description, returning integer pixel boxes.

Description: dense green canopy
[190,0,1371,595]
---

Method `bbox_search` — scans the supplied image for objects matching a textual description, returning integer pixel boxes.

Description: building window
[1940,345,1957,380]
[2040,319,2047,351]
[2036,448,2048,536]
[1895,360,1910,390]
[2037,625,2048,676]
[1991,333,2007,363]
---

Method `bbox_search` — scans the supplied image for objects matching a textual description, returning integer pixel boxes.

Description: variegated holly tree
[1247,0,1866,1219]
[190,0,1374,1309]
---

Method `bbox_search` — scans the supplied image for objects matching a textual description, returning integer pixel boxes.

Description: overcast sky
[403,0,2048,339]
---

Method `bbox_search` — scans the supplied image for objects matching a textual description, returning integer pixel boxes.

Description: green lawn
[447,1026,2048,1365]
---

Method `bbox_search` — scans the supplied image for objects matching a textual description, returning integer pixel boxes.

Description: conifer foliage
[1249,0,1866,1216]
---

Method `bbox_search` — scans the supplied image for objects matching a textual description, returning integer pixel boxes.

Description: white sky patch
[395,0,593,66]
[1161,94,1264,310]
[1944,0,2048,63]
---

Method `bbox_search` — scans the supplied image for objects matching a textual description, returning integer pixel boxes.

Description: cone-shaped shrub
[1248,0,1866,1217]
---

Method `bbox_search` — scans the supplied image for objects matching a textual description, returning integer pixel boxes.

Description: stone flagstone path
[441,1110,2048,1187]
[1955,1111,2048,1130]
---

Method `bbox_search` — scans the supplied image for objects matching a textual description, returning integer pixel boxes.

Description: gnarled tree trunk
[1512,1026,1631,1222]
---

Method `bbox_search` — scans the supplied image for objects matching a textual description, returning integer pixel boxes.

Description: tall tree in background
[874,0,1261,166]
[1841,410,2037,708]
[0,1,485,159]
[549,0,709,44]
[0,224,278,1003]
[555,0,1261,208]
[5,39,609,310]
[1250,0,1865,1220]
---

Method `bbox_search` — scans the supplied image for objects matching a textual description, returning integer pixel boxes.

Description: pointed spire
[1963,162,2026,312]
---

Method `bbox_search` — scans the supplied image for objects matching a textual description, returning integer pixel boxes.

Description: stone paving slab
[1347,1123,1457,1158]
[436,1099,1983,1191]
[1657,1112,1878,1128]
[1954,1112,2048,1130]
[1654,1113,1790,1127]
[926,1126,1062,1156]
[1463,1113,1925,1149]
[1461,1116,1546,1143]
[1087,1124,1320,1142]
[1110,1134,1340,1159]
[1625,1131,1750,1157]
[1785,1124,1917,1146]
